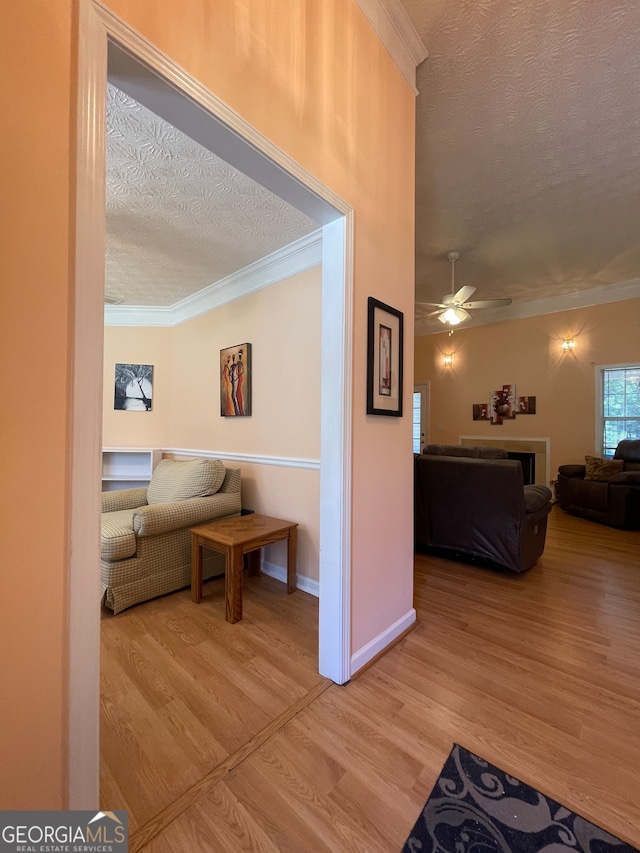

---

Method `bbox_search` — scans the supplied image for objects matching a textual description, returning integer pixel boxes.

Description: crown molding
[354,0,428,94]
[415,278,640,336]
[105,229,323,327]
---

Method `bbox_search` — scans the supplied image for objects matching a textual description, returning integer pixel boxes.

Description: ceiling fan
[417,251,512,330]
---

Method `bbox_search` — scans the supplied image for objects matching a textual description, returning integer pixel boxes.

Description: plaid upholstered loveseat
[101,457,241,613]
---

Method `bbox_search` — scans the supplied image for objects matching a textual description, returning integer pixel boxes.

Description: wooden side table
[190,514,298,623]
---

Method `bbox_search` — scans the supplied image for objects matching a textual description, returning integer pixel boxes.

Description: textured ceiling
[400,0,640,328]
[107,4,640,324]
[105,84,319,307]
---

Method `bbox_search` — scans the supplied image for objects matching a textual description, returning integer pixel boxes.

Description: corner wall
[1,0,416,806]
[104,268,322,583]
[0,0,74,807]
[415,297,640,480]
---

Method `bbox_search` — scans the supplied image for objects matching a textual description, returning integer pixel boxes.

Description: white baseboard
[261,559,319,598]
[350,608,417,676]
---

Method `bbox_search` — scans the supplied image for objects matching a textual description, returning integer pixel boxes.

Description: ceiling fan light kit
[417,250,512,332]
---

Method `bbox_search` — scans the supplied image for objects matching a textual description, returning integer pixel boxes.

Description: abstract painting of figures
[220,343,251,417]
[114,363,153,411]
[378,324,392,396]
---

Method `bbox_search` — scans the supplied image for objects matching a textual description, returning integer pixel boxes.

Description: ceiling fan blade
[416,301,448,308]
[452,285,476,304]
[416,307,446,317]
[461,298,512,309]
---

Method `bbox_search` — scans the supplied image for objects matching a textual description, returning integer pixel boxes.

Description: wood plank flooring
[101,507,640,850]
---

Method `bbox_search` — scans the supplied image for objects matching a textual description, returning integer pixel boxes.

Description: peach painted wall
[103,326,173,447]
[0,1,73,807]
[103,0,417,654]
[168,269,321,458]
[2,0,415,805]
[415,298,640,481]
[104,269,322,581]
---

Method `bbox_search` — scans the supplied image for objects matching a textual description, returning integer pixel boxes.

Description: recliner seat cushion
[147,458,226,504]
[610,471,640,485]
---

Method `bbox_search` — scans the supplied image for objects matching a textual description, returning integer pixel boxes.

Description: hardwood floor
[101,507,640,850]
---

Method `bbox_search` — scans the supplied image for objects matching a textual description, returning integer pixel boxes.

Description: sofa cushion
[147,458,226,504]
[614,439,640,469]
[584,455,624,482]
[610,471,640,485]
[101,509,137,561]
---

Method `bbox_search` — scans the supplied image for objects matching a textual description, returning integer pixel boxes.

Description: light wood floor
[101,507,640,851]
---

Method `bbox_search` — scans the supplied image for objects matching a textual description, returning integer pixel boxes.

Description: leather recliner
[556,439,640,529]
[414,445,552,573]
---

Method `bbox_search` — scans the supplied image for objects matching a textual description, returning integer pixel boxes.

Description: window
[412,392,421,453]
[598,364,640,457]
[413,383,430,453]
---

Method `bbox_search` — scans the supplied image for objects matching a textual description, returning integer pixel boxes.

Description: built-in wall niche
[102,447,162,491]
[459,436,550,487]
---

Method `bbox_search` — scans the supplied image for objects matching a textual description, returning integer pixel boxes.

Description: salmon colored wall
[414,298,640,481]
[102,0,417,653]
[228,462,320,584]
[2,0,415,805]
[103,326,173,447]
[104,270,322,581]
[0,1,73,808]
[168,269,321,458]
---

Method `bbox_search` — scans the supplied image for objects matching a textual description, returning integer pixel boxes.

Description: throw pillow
[584,455,624,482]
[147,458,226,504]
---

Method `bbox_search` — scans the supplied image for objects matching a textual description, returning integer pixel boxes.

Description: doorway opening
[70,0,353,806]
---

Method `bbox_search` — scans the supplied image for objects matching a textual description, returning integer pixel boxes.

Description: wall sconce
[561,338,575,353]
[443,353,454,367]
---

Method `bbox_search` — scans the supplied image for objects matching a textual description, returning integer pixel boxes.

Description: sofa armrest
[133,491,241,537]
[102,487,148,513]
[524,484,552,514]
[557,464,586,479]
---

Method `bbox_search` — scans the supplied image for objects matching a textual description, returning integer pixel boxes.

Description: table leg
[191,537,203,603]
[287,526,297,594]
[226,545,244,623]
[247,548,261,576]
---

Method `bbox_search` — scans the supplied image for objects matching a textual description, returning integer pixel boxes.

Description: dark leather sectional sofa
[556,439,640,529]
[414,444,552,573]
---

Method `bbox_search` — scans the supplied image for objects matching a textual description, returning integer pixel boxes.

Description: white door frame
[70,0,353,806]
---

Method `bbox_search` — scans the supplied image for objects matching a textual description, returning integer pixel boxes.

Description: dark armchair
[556,439,640,529]
[415,445,552,573]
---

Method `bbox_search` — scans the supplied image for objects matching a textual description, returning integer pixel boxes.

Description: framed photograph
[366,297,403,417]
[114,363,153,411]
[220,342,251,416]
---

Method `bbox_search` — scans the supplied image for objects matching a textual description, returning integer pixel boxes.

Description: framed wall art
[114,363,153,411]
[220,342,251,416]
[366,297,403,417]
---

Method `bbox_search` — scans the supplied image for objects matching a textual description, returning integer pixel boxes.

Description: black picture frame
[366,297,404,417]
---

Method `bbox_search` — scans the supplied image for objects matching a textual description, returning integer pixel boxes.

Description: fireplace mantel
[459,436,550,487]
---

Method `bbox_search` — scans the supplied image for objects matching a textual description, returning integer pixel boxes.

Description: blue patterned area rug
[402,744,638,852]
